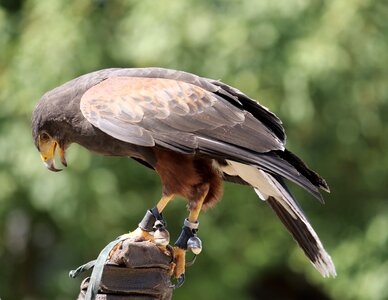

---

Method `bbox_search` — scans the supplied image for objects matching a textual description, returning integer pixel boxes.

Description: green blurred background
[0,0,387,299]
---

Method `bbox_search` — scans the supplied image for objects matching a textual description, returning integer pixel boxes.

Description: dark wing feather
[209,80,286,143]
[195,136,323,201]
[275,149,330,192]
[80,72,324,200]
[80,76,284,154]
[74,67,285,142]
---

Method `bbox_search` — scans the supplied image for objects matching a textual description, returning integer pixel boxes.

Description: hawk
[32,68,336,285]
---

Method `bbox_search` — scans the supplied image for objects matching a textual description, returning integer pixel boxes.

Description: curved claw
[186,254,197,267]
[166,245,175,262]
[165,245,175,277]
[170,273,185,289]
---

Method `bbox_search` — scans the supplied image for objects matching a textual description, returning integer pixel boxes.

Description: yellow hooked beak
[38,133,67,172]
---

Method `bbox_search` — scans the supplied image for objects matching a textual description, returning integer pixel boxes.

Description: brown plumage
[154,148,223,210]
[31,67,335,278]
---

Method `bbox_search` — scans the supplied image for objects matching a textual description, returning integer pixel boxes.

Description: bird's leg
[109,195,174,256]
[135,194,174,243]
[172,184,209,287]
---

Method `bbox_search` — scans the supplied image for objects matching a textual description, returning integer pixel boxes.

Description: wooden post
[76,238,173,300]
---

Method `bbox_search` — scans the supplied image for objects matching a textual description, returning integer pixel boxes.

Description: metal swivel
[153,219,165,230]
[153,220,170,246]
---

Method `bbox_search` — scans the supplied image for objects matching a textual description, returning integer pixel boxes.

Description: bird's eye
[39,132,51,142]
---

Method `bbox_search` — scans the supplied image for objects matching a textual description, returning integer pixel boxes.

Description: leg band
[138,209,156,232]
[174,226,193,250]
[138,207,166,232]
[184,218,199,230]
[174,219,199,249]
[151,207,163,221]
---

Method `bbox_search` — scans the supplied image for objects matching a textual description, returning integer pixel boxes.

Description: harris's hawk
[32,68,336,284]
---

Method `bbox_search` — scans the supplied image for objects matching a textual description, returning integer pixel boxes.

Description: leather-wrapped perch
[77,239,173,300]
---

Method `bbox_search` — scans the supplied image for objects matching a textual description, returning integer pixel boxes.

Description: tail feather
[255,172,336,278]
[266,196,336,277]
[222,160,336,277]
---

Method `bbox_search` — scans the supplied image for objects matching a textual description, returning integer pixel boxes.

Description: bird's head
[32,71,120,172]
[33,129,68,172]
[32,90,76,172]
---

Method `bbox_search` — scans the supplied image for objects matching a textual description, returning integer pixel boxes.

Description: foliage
[0,0,387,299]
